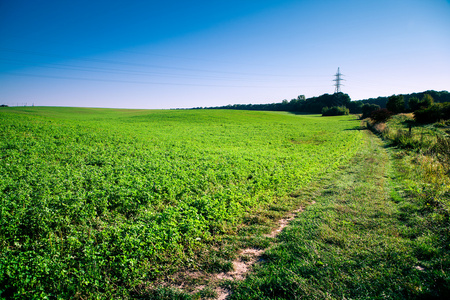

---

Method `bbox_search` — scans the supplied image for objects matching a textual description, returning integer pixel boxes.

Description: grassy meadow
[228,129,450,299]
[0,107,364,299]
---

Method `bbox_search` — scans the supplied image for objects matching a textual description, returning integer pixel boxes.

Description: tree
[408,97,421,111]
[347,101,363,114]
[361,103,380,119]
[322,106,349,116]
[408,94,434,112]
[370,109,393,123]
[414,102,450,123]
[421,94,434,108]
[386,95,405,114]
[333,92,351,107]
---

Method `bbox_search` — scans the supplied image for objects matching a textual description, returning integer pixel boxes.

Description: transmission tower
[333,67,344,93]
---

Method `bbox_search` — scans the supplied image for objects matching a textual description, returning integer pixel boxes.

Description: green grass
[375,114,449,151]
[228,130,450,299]
[0,107,364,299]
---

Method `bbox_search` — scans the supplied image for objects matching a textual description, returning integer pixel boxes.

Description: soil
[161,201,315,299]
[214,203,313,299]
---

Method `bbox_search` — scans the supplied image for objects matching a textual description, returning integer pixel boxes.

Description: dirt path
[214,204,313,299]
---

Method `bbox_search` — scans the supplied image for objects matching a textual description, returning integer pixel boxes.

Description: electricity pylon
[333,67,344,94]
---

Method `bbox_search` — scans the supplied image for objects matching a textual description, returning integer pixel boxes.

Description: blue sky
[1,0,449,109]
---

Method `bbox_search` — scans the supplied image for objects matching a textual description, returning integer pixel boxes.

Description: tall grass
[367,114,450,172]
[363,114,450,298]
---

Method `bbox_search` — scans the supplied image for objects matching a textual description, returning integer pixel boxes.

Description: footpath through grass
[228,130,449,299]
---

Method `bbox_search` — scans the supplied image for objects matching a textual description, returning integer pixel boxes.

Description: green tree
[386,95,405,114]
[421,94,434,107]
[370,108,393,123]
[361,103,380,119]
[408,97,421,111]
[408,94,434,112]
[321,106,349,116]
[297,95,306,101]
[414,102,450,123]
[333,92,351,107]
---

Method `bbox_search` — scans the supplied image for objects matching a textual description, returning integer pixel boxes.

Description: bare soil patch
[214,203,312,299]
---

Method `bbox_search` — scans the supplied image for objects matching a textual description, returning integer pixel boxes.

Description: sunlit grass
[0,107,364,299]
[229,129,450,299]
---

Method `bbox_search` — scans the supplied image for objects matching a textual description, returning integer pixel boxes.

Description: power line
[1,33,334,72]
[0,47,328,79]
[0,46,339,93]
[0,58,322,83]
[3,71,327,88]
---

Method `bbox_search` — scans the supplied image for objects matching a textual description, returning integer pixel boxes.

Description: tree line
[195,92,352,114]
[194,90,450,121]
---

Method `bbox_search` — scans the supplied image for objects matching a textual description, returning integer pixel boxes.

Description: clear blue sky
[1,0,449,109]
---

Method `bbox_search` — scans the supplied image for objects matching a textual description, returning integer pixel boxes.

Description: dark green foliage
[370,108,393,123]
[414,102,450,123]
[408,94,434,112]
[351,90,449,115]
[357,96,389,109]
[407,90,450,104]
[321,106,349,116]
[361,103,381,119]
[421,94,435,107]
[346,100,363,113]
[199,90,449,117]
[356,90,449,109]
[387,94,405,114]
[408,97,420,112]
[202,93,351,114]
[293,92,351,113]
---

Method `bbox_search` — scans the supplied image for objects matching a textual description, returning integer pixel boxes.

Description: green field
[0,107,364,299]
[228,130,450,299]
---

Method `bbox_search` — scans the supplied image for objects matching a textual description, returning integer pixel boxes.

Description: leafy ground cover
[228,128,450,299]
[0,107,364,299]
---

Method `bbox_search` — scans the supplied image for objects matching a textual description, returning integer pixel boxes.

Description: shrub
[414,103,450,124]
[370,108,393,123]
[361,103,380,119]
[321,106,349,116]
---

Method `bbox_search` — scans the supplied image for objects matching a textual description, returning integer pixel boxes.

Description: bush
[321,106,349,116]
[361,103,381,119]
[414,103,450,124]
[370,109,393,123]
